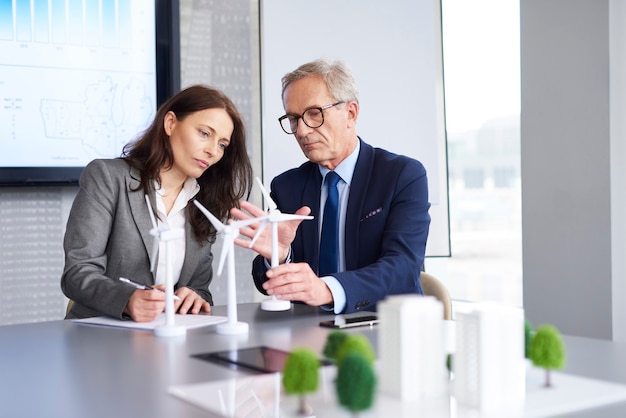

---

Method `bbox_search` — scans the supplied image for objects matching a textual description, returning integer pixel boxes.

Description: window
[427,0,522,307]
[463,168,485,189]
[494,167,517,188]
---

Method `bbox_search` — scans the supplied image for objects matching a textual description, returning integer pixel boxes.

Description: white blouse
[153,178,200,286]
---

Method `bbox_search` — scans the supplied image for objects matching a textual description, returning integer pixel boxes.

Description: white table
[1,303,625,417]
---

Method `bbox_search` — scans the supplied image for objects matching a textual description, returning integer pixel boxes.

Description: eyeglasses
[278,101,344,135]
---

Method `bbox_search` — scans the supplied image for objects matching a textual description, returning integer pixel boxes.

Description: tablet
[319,314,379,329]
[192,346,294,374]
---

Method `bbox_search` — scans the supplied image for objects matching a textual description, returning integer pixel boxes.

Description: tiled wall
[0,189,67,324]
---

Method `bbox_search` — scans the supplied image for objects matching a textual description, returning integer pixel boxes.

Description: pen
[119,277,181,301]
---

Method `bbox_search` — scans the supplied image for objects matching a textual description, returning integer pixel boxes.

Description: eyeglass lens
[280,108,324,134]
[279,102,343,135]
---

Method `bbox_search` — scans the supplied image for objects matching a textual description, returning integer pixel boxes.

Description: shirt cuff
[263,246,292,269]
[320,276,346,314]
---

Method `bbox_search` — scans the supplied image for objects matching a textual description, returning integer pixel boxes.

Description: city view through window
[427,0,522,307]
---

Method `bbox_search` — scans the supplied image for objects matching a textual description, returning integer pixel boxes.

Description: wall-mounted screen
[0,0,179,186]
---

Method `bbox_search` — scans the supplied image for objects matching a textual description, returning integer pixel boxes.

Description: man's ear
[346,101,359,128]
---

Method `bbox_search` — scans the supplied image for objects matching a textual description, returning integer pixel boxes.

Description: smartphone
[319,314,379,329]
[192,346,306,374]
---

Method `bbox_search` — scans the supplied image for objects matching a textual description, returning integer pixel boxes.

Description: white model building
[453,303,525,412]
[378,294,446,401]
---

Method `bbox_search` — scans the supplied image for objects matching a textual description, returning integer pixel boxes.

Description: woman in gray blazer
[61,85,253,322]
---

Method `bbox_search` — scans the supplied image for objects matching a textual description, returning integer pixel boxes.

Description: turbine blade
[277,214,314,222]
[231,215,268,229]
[218,235,235,275]
[193,200,225,231]
[248,220,269,248]
[144,195,158,229]
[255,177,277,211]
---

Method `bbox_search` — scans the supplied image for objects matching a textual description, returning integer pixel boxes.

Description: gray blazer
[61,159,214,319]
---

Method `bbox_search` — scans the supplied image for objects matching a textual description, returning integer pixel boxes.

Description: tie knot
[325,171,340,188]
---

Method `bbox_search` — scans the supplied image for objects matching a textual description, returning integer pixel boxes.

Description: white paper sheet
[73,313,228,331]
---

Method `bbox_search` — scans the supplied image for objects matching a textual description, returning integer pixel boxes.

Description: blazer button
[355,301,370,310]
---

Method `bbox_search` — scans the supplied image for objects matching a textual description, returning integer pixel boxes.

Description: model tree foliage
[524,319,534,359]
[529,324,566,387]
[282,348,320,416]
[335,334,376,366]
[336,353,376,416]
[323,330,348,361]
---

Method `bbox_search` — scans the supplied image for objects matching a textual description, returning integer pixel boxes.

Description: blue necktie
[319,171,340,276]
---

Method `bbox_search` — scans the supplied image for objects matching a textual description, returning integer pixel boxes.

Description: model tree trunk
[282,348,319,417]
[297,396,312,416]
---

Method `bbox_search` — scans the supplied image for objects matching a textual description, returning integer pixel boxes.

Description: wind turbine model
[145,195,186,337]
[193,199,268,335]
[250,177,314,311]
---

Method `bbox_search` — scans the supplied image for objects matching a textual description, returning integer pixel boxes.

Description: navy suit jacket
[252,138,430,313]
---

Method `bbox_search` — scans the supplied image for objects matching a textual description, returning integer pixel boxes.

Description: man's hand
[231,200,311,263]
[264,262,333,307]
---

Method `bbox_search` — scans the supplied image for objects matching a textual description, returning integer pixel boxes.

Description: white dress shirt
[318,140,361,313]
[153,178,200,286]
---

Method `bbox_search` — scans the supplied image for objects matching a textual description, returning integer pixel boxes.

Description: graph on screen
[0,0,157,168]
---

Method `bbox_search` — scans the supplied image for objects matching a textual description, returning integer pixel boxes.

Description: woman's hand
[124,289,166,322]
[153,285,211,315]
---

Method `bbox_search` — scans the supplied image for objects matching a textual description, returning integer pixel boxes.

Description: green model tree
[282,348,320,416]
[524,319,534,359]
[335,352,376,417]
[334,334,376,366]
[323,330,349,361]
[529,324,566,387]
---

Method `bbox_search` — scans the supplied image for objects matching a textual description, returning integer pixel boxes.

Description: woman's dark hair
[122,85,253,241]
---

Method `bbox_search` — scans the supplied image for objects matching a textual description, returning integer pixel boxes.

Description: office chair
[421,272,452,320]
[66,300,74,317]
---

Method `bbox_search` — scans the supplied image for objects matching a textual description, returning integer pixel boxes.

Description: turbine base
[261,298,292,311]
[217,321,249,335]
[154,325,187,337]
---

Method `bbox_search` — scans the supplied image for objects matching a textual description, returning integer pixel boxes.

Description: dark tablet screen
[193,346,293,374]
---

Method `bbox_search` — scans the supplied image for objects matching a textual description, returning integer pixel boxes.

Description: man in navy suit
[233,59,430,314]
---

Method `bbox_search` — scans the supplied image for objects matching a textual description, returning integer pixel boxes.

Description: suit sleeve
[61,160,135,319]
[251,254,270,295]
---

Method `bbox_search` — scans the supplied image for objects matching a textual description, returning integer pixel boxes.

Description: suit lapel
[344,140,374,270]
[127,168,156,279]
[300,166,323,271]
[178,217,202,287]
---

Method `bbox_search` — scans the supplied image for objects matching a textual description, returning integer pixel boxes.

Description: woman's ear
[163,111,176,136]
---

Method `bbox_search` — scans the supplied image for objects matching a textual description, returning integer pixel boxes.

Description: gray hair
[281,59,360,104]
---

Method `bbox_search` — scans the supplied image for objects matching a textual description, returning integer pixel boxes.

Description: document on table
[73,313,228,331]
